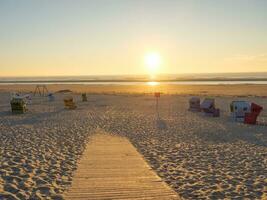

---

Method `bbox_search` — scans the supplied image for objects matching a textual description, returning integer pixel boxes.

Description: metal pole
[156,97,159,119]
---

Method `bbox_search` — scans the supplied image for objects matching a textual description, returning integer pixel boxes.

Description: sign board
[154,92,160,98]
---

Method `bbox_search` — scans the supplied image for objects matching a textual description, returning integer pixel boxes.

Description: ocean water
[1,72,267,85]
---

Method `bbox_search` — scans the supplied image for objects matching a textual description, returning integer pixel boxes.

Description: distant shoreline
[2,83,267,97]
[2,78,267,84]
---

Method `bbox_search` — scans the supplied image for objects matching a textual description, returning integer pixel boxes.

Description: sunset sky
[0,0,267,76]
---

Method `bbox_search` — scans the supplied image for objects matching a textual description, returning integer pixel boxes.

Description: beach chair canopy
[11,93,32,104]
[64,96,73,101]
[250,103,263,114]
[10,92,20,99]
[230,101,252,122]
[241,103,263,125]
[230,101,251,113]
[188,97,201,111]
[189,97,200,104]
[10,98,27,114]
[230,101,263,124]
[200,98,215,110]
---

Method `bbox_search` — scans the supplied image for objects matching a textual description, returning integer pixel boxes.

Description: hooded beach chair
[200,98,220,117]
[81,93,87,102]
[64,97,77,109]
[10,97,27,114]
[230,101,251,122]
[188,97,201,112]
[11,92,32,104]
[244,103,263,125]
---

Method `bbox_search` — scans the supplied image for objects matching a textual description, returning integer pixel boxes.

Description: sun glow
[144,52,161,75]
[147,81,159,86]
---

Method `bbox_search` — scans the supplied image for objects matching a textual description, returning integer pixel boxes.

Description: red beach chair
[250,103,263,114]
[244,103,263,125]
[244,113,258,125]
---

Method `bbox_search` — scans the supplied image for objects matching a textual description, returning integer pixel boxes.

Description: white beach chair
[10,92,32,105]
[230,101,251,122]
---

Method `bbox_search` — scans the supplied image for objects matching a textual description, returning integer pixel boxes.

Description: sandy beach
[0,84,267,199]
[2,0,267,199]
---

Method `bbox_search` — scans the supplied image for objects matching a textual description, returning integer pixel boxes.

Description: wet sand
[2,83,267,96]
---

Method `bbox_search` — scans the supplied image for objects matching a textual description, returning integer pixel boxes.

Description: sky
[0,0,267,76]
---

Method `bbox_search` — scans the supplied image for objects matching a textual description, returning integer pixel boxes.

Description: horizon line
[1,71,267,78]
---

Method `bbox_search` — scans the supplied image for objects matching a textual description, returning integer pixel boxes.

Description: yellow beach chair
[64,97,77,109]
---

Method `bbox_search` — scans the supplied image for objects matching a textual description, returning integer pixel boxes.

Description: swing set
[33,85,49,97]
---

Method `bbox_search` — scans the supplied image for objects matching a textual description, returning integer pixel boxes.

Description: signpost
[154,92,160,119]
[154,92,167,129]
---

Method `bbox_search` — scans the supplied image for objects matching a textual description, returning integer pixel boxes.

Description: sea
[1,72,267,85]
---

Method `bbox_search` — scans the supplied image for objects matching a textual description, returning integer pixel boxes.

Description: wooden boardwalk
[64,132,180,200]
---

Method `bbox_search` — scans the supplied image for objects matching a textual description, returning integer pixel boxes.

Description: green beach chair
[10,98,27,114]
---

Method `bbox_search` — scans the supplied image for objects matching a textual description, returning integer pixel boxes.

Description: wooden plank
[64,132,180,200]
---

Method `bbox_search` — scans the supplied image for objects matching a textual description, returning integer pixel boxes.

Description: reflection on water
[2,81,267,85]
[147,81,159,86]
[2,73,267,86]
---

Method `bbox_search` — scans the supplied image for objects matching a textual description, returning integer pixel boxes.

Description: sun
[144,52,161,74]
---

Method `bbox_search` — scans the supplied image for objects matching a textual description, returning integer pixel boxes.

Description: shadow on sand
[195,125,267,147]
[0,108,66,126]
